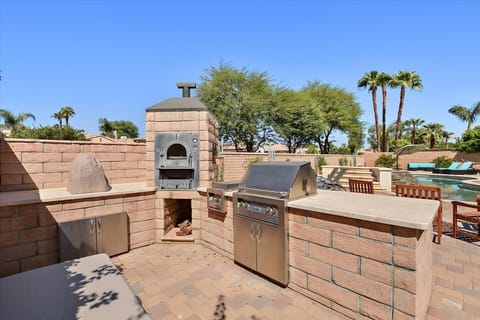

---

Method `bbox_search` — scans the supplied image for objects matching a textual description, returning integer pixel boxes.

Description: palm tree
[448,101,480,130]
[403,118,425,144]
[0,109,36,134]
[51,112,63,129]
[390,71,423,152]
[377,72,392,152]
[420,123,444,149]
[358,71,380,151]
[59,106,75,127]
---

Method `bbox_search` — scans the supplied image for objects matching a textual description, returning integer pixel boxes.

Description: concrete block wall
[287,208,433,320]
[218,153,366,181]
[145,111,219,188]
[0,191,156,277]
[363,151,480,169]
[0,138,146,192]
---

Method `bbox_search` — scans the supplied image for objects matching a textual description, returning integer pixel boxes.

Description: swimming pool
[415,175,480,202]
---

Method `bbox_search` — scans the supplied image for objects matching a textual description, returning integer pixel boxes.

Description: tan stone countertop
[0,253,151,319]
[0,182,156,207]
[288,190,439,230]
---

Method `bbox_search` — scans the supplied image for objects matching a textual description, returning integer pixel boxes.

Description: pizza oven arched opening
[167,143,187,160]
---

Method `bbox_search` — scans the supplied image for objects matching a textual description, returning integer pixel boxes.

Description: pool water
[415,175,479,202]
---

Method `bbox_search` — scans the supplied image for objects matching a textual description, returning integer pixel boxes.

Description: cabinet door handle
[90,219,95,236]
[97,218,102,234]
[249,223,255,241]
[256,224,262,242]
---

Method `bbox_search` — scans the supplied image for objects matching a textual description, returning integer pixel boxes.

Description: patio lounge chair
[448,161,474,174]
[432,162,460,174]
[348,178,374,194]
[395,184,442,244]
[452,194,480,241]
[407,163,436,171]
[322,168,346,191]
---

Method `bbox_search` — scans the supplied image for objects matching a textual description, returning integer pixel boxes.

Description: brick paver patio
[112,236,480,320]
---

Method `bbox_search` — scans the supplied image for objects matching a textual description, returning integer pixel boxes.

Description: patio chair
[432,162,460,174]
[395,184,442,244]
[452,194,480,241]
[324,168,346,191]
[348,178,374,194]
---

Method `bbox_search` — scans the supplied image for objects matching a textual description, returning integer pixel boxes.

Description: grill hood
[238,162,317,200]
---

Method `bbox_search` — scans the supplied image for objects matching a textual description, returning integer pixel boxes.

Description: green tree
[197,63,274,152]
[420,123,444,149]
[403,118,425,144]
[303,81,362,154]
[390,71,423,152]
[98,118,115,137]
[51,112,63,129]
[59,106,75,127]
[377,72,392,152]
[98,118,138,138]
[358,71,381,151]
[271,89,317,153]
[11,124,86,141]
[0,109,36,135]
[448,101,480,130]
[457,126,480,152]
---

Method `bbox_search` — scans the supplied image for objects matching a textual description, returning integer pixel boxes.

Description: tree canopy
[197,63,275,152]
[0,109,36,135]
[448,101,480,131]
[302,81,363,154]
[98,118,139,138]
[457,126,480,152]
[271,89,319,153]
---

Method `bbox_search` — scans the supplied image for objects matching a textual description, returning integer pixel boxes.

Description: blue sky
[1,0,479,146]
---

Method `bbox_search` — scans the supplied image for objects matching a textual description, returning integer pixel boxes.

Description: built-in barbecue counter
[199,187,438,320]
[285,190,438,320]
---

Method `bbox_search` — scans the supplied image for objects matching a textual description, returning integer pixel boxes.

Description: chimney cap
[177,82,196,98]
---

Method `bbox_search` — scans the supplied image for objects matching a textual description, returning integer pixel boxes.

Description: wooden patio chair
[348,179,374,194]
[452,194,480,241]
[395,184,442,244]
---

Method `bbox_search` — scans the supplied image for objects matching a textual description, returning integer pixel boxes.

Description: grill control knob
[271,208,278,216]
[265,207,272,215]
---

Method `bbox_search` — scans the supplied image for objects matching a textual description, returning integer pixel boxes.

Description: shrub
[432,156,453,168]
[375,154,395,168]
[338,156,348,166]
[317,155,326,170]
[305,144,318,154]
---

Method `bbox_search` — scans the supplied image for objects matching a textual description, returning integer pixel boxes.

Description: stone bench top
[0,182,156,207]
[289,190,439,230]
[0,253,151,320]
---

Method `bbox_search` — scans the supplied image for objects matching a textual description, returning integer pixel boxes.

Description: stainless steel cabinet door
[96,212,129,257]
[233,215,257,270]
[59,218,97,261]
[256,224,288,285]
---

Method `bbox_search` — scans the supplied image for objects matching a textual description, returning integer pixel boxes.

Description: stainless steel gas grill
[233,162,317,286]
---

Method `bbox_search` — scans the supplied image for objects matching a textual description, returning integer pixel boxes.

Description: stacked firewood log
[176,220,192,236]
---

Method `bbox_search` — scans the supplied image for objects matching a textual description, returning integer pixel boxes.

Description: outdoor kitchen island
[198,186,438,320]
[285,190,437,320]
